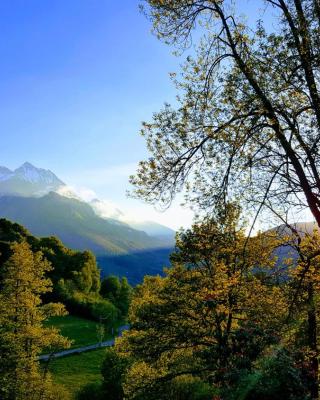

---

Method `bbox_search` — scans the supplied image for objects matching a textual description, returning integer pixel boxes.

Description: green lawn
[48,348,106,398]
[45,315,113,348]
[44,315,124,398]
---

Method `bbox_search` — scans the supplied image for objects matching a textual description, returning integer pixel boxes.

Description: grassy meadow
[43,315,114,398]
[49,348,106,397]
[45,315,114,348]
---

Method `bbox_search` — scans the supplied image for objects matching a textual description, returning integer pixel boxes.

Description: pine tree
[0,241,70,400]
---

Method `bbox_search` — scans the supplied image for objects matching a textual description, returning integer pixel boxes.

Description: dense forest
[0,219,132,399]
[0,219,132,322]
[2,208,320,399]
[78,206,320,400]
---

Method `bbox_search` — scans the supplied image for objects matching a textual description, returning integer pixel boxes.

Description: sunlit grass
[48,348,106,398]
[44,315,114,348]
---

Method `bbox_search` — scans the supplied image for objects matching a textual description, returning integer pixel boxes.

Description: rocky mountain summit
[0,162,65,197]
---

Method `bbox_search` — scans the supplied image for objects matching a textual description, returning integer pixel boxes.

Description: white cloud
[56,163,195,230]
[56,185,97,202]
[90,198,126,220]
[124,204,194,230]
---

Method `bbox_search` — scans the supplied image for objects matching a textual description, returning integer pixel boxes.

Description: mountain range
[1,162,316,284]
[0,162,65,196]
[0,162,175,283]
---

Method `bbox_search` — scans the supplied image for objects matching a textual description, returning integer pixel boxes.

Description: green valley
[0,192,173,283]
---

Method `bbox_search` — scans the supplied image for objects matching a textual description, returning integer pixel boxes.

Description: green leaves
[133,0,320,226]
[0,241,71,400]
[115,212,286,398]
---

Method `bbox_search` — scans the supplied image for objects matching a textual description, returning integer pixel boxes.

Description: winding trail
[39,324,129,361]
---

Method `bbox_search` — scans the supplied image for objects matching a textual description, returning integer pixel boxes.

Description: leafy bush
[100,276,132,317]
[57,281,119,322]
[100,348,130,400]
[90,298,119,322]
[76,382,103,400]
[227,348,311,400]
[100,275,121,301]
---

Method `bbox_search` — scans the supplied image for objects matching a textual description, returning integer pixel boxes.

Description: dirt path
[39,324,129,361]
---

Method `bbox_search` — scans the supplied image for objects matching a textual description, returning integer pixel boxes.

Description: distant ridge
[0,192,171,255]
[0,162,175,242]
[273,221,318,237]
[0,162,175,283]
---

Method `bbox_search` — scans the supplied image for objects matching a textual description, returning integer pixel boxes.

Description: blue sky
[0,1,279,229]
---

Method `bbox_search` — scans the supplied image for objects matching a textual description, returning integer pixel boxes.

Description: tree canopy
[100,208,320,399]
[114,209,299,399]
[0,241,70,400]
[131,0,320,227]
[0,219,131,323]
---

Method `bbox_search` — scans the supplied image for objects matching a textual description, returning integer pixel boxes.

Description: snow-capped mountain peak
[0,162,65,197]
[0,162,175,241]
[14,162,64,185]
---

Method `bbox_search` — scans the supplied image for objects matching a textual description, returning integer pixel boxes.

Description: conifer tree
[0,241,70,400]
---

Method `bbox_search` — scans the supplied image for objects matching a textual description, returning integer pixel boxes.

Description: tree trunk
[307,284,319,399]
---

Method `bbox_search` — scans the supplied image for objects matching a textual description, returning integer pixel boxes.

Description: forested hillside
[0,193,173,283]
[0,218,132,321]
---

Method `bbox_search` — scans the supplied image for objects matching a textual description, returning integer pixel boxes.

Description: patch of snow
[0,162,65,196]
[14,162,65,185]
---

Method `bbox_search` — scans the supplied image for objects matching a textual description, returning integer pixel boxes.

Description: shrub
[76,382,103,400]
[168,376,217,400]
[227,348,311,400]
[100,348,129,400]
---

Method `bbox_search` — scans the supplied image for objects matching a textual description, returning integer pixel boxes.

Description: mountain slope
[0,162,175,283]
[0,193,173,282]
[0,192,171,254]
[273,221,318,237]
[267,221,319,273]
[0,162,175,241]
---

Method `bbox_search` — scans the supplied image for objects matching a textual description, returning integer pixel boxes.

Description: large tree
[0,241,70,400]
[116,210,290,399]
[131,0,320,227]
